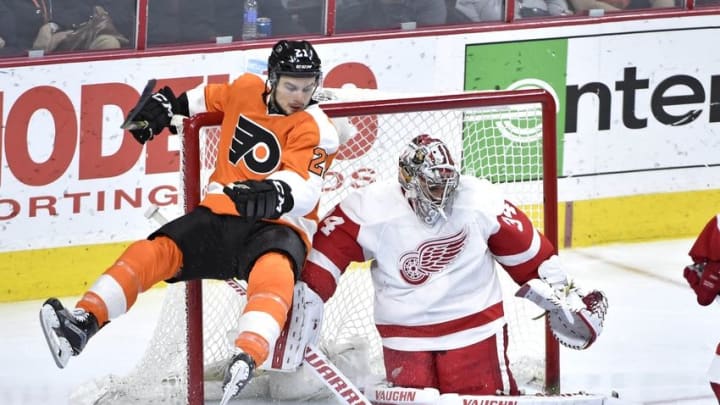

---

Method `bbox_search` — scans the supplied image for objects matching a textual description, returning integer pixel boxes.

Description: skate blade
[39,304,72,369]
[219,370,245,405]
[219,388,235,405]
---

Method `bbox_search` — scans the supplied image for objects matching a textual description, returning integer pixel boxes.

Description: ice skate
[39,298,99,369]
[219,351,256,405]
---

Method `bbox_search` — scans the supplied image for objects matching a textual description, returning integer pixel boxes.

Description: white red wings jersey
[690,214,720,263]
[302,175,555,351]
[187,73,339,249]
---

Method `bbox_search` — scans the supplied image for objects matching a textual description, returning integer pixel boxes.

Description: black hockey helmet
[267,40,322,84]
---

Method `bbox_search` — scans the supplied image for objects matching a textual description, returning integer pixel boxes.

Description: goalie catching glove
[516,255,608,350]
[223,179,294,221]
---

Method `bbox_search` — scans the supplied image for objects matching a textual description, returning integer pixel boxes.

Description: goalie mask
[398,135,460,226]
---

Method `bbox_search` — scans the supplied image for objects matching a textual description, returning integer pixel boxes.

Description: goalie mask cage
[72,88,558,404]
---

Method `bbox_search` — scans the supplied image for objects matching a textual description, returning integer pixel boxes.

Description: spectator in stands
[516,0,573,17]
[449,0,572,22]
[1,0,131,54]
[0,0,24,56]
[0,0,53,56]
[449,0,503,21]
[569,0,673,13]
[100,1,135,46]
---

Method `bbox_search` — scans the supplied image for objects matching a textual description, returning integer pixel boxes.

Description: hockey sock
[234,331,269,367]
[77,237,183,325]
[235,252,294,365]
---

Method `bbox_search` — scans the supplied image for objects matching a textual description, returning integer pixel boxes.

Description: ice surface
[2,238,719,404]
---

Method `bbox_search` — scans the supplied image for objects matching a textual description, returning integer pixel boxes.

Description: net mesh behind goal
[71,88,558,405]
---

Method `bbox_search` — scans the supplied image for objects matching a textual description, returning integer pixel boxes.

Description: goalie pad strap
[262,281,323,371]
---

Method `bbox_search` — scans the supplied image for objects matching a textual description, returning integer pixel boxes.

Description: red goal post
[181,88,559,403]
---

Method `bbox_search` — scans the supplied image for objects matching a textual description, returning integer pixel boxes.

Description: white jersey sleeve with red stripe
[302,175,557,351]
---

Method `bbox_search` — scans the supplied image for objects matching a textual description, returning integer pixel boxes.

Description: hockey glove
[223,179,294,221]
[684,261,720,306]
[126,86,180,144]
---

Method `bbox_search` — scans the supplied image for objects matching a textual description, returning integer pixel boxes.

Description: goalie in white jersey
[299,134,607,396]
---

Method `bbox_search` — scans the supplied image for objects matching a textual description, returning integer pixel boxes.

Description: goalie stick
[144,204,371,405]
[120,78,157,130]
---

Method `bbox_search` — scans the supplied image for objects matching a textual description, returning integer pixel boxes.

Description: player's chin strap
[515,256,608,351]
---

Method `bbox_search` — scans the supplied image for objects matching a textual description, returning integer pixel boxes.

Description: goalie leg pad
[366,384,440,404]
[261,281,323,371]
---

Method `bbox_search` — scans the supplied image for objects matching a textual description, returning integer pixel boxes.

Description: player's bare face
[274,76,318,115]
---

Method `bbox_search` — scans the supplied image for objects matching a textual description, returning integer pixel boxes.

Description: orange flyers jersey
[195,73,340,250]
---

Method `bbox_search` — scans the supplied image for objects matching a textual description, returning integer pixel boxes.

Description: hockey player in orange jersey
[683,213,720,402]
[39,40,339,401]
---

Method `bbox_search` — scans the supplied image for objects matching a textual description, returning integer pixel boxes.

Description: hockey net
[71,87,558,404]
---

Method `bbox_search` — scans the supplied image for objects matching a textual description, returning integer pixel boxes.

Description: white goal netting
[71,87,557,404]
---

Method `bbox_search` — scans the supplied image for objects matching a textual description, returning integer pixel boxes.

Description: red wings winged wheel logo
[398,227,468,285]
